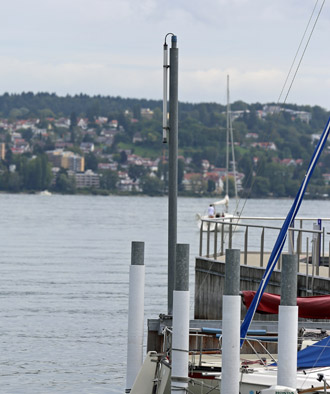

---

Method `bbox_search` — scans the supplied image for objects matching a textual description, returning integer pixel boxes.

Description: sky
[1,0,330,109]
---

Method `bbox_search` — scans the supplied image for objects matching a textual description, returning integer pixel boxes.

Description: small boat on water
[196,76,241,232]
[196,195,241,232]
[38,190,52,196]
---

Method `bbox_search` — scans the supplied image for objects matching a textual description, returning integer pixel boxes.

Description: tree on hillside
[70,111,77,130]
[100,170,118,190]
[128,164,147,182]
[85,152,98,171]
[119,150,128,164]
[54,169,76,194]
[140,175,164,196]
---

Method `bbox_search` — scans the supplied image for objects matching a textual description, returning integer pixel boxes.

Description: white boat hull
[197,213,241,232]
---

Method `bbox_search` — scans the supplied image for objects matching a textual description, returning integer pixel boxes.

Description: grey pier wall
[194,256,330,320]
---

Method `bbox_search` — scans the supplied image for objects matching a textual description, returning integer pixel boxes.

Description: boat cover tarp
[297,336,330,368]
[242,291,330,319]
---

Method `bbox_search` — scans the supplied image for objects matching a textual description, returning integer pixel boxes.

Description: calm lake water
[1,193,329,393]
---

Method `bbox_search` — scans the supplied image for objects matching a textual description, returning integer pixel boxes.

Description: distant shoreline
[0,189,328,201]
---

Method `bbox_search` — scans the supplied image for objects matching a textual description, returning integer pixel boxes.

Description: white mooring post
[221,249,241,394]
[171,244,190,394]
[277,253,298,389]
[125,242,145,393]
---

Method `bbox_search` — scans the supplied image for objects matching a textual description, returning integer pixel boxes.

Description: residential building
[117,171,140,192]
[246,132,259,139]
[322,174,330,185]
[182,173,206,193]
[62,152,85,172]
[204,172,223,193]
[98,162,117,171]
[80,142,95,153]
[75,170,100,189]
[47,150,85,172]
[141,108,154,119]
[251,142,277,151]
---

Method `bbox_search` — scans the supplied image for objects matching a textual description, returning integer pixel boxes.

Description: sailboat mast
[229,91,239,209]
[225,75,230,213]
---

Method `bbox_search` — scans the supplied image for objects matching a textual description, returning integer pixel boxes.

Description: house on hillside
[251,142,277,151]
[246,132,259,139]
[182,173,206,194]
[204,172,223,193]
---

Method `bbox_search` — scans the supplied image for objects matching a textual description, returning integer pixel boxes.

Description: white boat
[130,331,330,393]
[196,195,242,232]
[38,190,52,196]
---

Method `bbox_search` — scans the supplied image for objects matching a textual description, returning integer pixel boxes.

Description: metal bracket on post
[162,33,174,144]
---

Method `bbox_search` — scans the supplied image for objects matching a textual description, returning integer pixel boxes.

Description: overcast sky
[1,0,330,109]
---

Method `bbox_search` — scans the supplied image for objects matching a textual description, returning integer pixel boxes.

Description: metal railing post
[299,219,303,254]
[329,240,330,278]
[288,228,294,255]
[229,219,233,249]
[244,226,248,265]
[214,223,218,259]
[277,254,281,270]
[311,237,316,296]
[207,222,210,257]
[260,228,264,267]
[297,230,302,263]
[306,237,309,294]
[199,221,203,256]
[322,227,325,267]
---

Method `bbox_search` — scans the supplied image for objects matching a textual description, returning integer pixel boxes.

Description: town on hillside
[0,93,330,198]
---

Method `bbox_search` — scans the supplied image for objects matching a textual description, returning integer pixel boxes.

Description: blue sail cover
[297,336,330,368]
[240,117,330,346]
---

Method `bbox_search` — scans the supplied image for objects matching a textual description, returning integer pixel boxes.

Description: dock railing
[199,216,330,280]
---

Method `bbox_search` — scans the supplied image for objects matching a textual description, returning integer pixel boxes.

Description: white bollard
[171,290,190,394]
[171,243,190,394]
[221,295,241,394]
[277,254,298,389]
[125,242,145,393]
[278,305,298,389]
[221,249,241,394]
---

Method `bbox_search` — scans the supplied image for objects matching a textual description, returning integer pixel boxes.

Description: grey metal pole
[131,241,145,266]
[281,253,298,306]
[175,243,189,291]
[224,249,240,296]
[168,35,178,315]
[278,253,298,389]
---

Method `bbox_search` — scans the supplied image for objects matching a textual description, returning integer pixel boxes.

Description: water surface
[0,194,328,393]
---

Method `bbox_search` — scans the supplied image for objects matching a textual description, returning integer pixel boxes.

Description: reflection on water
[0,194,327,393]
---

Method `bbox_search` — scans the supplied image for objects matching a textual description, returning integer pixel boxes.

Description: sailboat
[196,75,241,232]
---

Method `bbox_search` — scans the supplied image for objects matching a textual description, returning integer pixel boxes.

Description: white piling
[278,306,298,388]
[125,242,145,393]
[171,244,189,394]
[221,249,241,394]
[277,254,298,389]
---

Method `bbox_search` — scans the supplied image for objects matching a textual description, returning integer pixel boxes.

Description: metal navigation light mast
[163,33,178,315]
